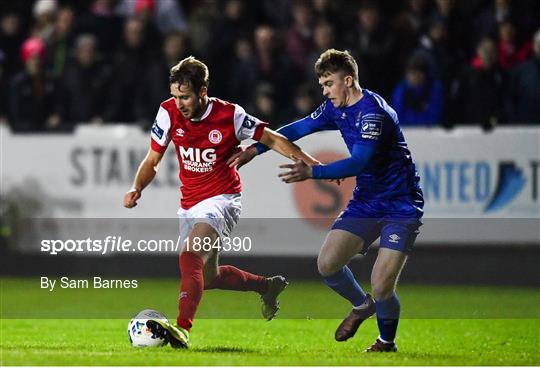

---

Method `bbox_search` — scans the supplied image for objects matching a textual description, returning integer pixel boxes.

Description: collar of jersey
[190,98,214,122]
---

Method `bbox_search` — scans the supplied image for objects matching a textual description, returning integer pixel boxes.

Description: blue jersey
[311,90,422,202]
[255,88,424,248]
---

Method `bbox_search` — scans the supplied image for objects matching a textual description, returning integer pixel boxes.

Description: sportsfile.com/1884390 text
[40,235,253,255]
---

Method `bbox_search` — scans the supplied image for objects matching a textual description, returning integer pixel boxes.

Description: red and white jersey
[150,97,267,210]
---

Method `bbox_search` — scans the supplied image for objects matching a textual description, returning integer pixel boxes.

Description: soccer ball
[127,309,168,347]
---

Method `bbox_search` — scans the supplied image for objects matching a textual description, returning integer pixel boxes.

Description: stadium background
[1,0,539,365]
[1,0,539,284]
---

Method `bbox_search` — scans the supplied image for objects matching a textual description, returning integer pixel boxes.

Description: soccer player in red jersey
[123,56,318,348]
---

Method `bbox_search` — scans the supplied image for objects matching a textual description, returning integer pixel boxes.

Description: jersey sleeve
[233,104,268,141]
[311,143,376,179]
[150,106,172,153]
[308,100,338,130]
[254,99,338,155]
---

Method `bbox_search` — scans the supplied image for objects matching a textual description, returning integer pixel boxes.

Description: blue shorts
[331,197,423,254]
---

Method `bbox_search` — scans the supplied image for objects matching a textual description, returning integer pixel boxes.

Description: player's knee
[371,278,395,300]
[317,256,339,277]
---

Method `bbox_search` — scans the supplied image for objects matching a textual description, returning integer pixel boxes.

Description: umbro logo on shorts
[389,234,400,243]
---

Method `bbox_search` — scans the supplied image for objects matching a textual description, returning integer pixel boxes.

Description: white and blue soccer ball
[127,309,167,347]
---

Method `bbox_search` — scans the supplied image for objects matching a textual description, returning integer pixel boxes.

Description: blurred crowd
[1,0,539,133]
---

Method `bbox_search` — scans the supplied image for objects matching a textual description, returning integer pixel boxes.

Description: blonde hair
[314,49,359,81]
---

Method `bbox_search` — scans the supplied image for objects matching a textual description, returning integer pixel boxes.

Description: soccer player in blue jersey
[227,49,424,352]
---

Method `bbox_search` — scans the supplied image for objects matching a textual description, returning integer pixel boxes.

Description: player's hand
[124,188,141,208]
[227,145,257,169]
[278,155,313,183]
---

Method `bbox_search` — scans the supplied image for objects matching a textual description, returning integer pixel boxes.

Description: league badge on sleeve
[359,113,383,139]
[242,115,257,129]
[311,101,326,119]
[151,120,164,139]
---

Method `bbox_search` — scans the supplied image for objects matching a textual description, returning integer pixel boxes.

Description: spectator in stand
[312,0,347,37]
[475,0,512,41]
[507,29,540,124]
[395,0,431,36]
[257,0,292,28]
[253,25,293,105]
[433,0,470,53]
[138,31,188,124]
[393,0,432,73]
[497,20,531,69]
[104,17,154,123]
[211,0,254,97]
[214,0,253,60]
[0,53,8,125]
[187,0,219,61]
[115,0,187,35]
[476,0,538,45]
[415,16,448,79]
[249,83,281,129]
[451,38,506,129]
[59,34,110,126]
[127,0,162,57]
[413,17,462,126]
[391,55,444,126]
[31,0,58,44]
[288,83,317,121]
[46,6,76,79]
[286,0,315,75]
[2,0,539,131]
[307,20,336,73]
[9,37,61,132]
[348,1,396,98]
[228,38,258,107]
[78,0,124,58]
[0,13,25,75]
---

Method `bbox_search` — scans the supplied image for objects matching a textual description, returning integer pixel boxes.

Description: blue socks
[323,266,366,307]
[375,293,400,342]
[323,268,401,342]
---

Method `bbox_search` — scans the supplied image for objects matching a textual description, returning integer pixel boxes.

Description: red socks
[206,265,268,294]
[177,252,204,331]
[176,254,269,331]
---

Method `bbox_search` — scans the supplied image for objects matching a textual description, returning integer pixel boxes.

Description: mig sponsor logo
[179,147,217,173]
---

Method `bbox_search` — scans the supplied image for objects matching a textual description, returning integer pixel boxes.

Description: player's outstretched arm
[278,144,376,183]
[253,114,336,156]
[123,148,164,208]
[227,120,320,169]
[258,128,320,166]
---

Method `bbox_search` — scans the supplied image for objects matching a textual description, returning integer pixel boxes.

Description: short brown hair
[314,49,359,81]
[169,56,209,93]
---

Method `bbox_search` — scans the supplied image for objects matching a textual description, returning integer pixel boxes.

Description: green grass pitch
[1,278,539,365]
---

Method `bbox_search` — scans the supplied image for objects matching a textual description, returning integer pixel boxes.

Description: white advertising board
[1,125,538,253]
